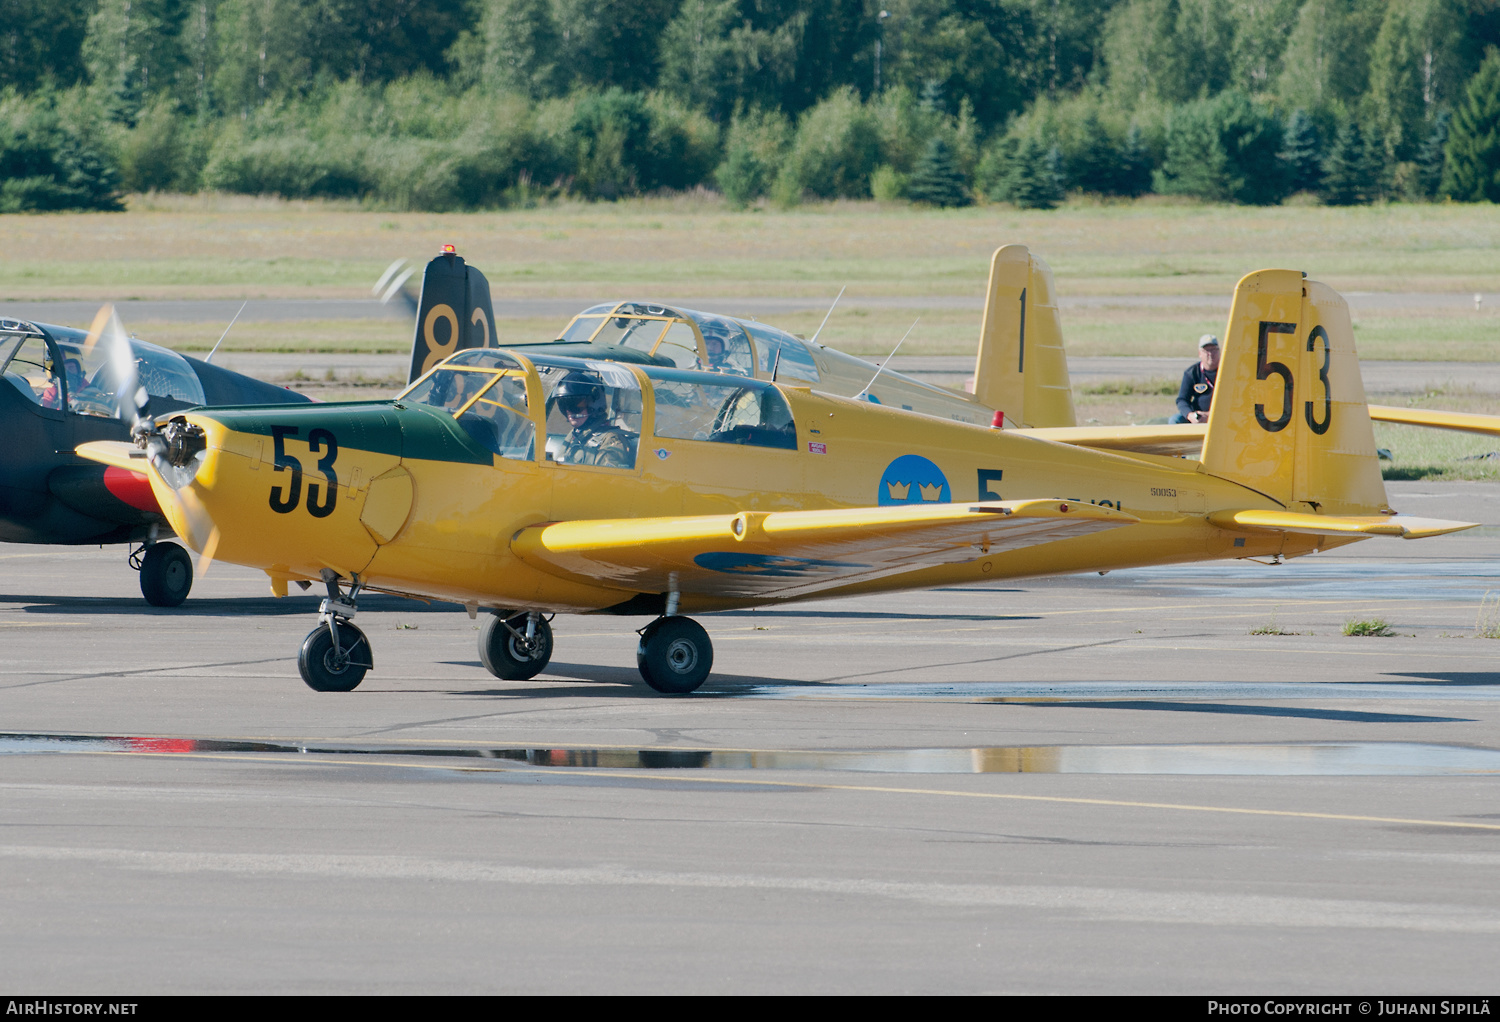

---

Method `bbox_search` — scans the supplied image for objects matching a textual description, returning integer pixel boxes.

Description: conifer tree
[1119,123,1153,198]
[1069,110,1125,195]
[1321,120,1380,205]
[1279,108,1324,194]
[906,136,970,207]
[1416,109,1451,198]
[1441,50,1500,202]
[1002,135,1064,210]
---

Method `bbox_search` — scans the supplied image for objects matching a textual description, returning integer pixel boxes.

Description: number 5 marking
[268,425,301,514]
[1304,325,1332,435]
[1255,321,1296,433]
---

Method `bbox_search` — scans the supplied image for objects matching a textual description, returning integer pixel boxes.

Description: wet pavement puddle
[1,733,1497,775]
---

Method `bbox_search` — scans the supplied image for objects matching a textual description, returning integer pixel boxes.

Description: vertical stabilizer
[1200,270,1387,515]
[407,252,498,383]
[972,245,1075,427]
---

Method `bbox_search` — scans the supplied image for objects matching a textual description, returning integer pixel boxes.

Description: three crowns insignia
[887,481,943,501]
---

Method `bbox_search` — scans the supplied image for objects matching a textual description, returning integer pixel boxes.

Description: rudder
[1200,269,1387,515]
[407,251,498,383]
[972,244,1075,428]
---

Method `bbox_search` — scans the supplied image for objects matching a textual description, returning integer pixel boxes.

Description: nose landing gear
[298,570,372,692]
[637,616,713,694]
[479,611,553,680]
[131,538,193,607]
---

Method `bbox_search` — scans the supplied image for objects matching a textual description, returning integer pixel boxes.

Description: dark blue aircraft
[0,316,314,604]
[0,249,497,607]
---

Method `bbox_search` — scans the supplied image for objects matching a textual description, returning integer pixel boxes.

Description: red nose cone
[990,410,1005,428]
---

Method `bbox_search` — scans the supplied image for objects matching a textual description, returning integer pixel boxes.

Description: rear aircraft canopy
[1,319,205,419]
[554,301,822,384]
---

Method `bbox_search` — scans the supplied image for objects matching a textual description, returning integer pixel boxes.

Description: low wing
[513,499,1137,599]
[1208,508,1477,540]
[1024,423,1206,458]
[1034,407,1500,457]
[76,440,150,472]
[1368,405,1500,439]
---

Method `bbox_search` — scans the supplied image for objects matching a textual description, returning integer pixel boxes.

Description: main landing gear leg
[131,529,193,608]
[479,611,553,680]
[636,616,713,694]
[298,570,372,692]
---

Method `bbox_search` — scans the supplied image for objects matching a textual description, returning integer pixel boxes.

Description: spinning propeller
[375,258,419,315]
[85,303,221,574]
[82,304,149,431]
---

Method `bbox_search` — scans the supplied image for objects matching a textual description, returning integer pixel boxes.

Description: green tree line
[2,0,1499,212]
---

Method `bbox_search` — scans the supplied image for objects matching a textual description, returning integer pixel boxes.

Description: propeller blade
[374,259,418,315]
[81,304,113,356]
[196,525,220,578]
[99,307,147,429]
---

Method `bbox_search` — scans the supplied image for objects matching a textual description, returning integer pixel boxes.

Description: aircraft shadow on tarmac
[435,660,812,696]
[8,593,461,617]
[1017,700,1474,724]
[714,609,1039,622]
[1384,670,1500,687]
[424,663,1473,719]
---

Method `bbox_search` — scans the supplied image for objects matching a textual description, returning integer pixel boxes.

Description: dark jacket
[1176,362,1218,418]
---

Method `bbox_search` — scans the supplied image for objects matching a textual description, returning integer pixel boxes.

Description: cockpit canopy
[557,301,821,384]
[0,320,205,417]
[398,347,799,469]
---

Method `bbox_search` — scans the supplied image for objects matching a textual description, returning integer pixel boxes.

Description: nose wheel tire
[637,616,713,694]
[139,542,193,607]
[479,612,554,680]
[299,621,372,692]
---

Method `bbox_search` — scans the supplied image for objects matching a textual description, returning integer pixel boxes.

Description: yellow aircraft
[80,268,1475,695]
[486,249,1078,432]
[975,244,1500,456]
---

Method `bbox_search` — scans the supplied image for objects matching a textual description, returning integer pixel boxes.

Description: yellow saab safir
[404,245,1077,432]
[81,268,1476,695]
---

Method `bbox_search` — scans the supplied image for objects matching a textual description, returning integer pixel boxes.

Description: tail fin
[1200,269,1388,515]
[407,251,498,383]
[972,244,1076,428]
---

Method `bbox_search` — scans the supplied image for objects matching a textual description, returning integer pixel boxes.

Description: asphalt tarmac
[1,481,1498,993]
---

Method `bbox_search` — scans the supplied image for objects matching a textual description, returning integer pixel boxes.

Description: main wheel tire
[139,542,193,607]
[298,622,372,692]
[637,616,713,694]
[479,612,553,680]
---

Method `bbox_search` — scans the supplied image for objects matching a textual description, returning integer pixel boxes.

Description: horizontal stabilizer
[513,499,1137,599]
[76,440,150,473]
[1208,508,1477,540]
[1368,405,1500,438]
[1026,423,1207,458]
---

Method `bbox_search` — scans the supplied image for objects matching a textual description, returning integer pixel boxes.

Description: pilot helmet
[699,320,736,361]
[555,370,608,420]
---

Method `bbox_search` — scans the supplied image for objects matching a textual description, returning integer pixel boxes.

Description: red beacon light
[440,244,457,254]
[990,409,1005,429]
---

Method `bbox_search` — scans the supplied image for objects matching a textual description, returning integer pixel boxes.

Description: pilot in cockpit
[700,322,750,376]
[554,370,635,468]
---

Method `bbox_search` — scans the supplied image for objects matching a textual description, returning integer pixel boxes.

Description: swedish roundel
[878,454,950,506]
